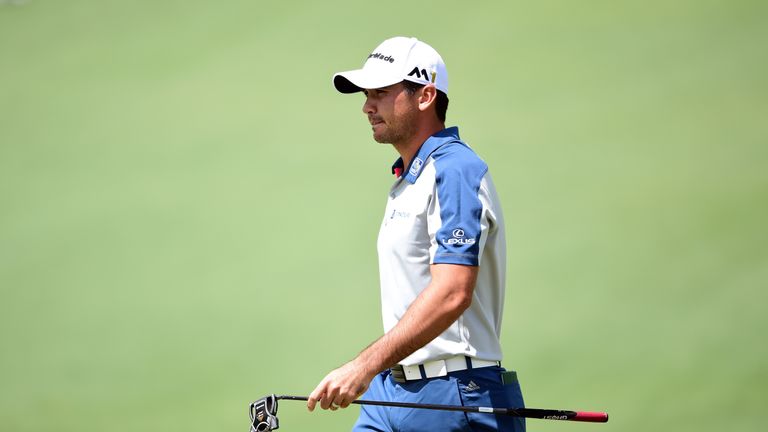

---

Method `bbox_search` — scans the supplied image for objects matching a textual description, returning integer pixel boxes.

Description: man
[308,36,525,432]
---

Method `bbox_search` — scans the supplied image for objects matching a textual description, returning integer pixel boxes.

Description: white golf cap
[333,36,449,95]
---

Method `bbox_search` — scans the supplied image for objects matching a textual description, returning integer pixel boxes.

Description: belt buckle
[402,364,424,380]
[422,359,448,378]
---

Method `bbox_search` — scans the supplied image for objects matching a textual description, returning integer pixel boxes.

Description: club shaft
[277,395,608,423]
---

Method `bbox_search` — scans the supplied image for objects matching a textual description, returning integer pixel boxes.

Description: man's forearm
[355,264,477,373]
[307,264,477,412]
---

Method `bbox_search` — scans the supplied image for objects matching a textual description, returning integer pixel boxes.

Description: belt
[389,355,500,383]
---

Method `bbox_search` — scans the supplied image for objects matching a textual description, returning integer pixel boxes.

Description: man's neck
[393,122,446,172]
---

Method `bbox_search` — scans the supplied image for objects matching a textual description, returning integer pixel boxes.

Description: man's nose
[362,97,375,115]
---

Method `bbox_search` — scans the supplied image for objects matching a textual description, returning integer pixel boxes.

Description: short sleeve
[427,150,489,266]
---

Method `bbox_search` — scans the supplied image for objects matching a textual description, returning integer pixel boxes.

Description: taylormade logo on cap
[333,36,449,95]
[368,52,396,63]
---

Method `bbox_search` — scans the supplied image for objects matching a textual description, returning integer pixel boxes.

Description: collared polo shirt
[377,127,507,365]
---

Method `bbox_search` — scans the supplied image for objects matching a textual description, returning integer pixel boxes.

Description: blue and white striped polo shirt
[377,127,507,366]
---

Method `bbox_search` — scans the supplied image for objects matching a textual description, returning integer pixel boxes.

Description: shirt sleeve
[427,150,490,266]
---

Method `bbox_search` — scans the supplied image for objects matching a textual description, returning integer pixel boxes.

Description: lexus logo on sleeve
[443,228,476,246]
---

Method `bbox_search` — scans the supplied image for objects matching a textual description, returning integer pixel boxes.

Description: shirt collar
[390,127,462,183]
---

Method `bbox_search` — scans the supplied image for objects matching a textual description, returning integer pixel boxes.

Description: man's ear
[417,84,438,113]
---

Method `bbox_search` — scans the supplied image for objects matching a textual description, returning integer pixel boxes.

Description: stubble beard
[372,107,418,145]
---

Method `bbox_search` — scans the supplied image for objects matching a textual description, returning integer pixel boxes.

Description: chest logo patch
[389,209,411,219]
[409,157,423,177]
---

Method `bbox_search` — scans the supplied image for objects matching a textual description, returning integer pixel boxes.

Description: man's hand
[307,358,374,412]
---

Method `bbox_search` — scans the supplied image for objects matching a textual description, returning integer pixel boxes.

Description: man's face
[362,83,419,144]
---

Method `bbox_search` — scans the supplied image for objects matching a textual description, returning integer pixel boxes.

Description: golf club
[249,394,608,431]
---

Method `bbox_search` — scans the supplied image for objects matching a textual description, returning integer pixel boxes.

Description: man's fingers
[320,386,340,410]
[338,383,367,408]
[308,387,354,411]
[333,394,347,409]
[307,382,326,412]
[307,393,319,412]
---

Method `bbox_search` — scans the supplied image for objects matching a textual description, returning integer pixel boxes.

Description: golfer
[308,36,525,432]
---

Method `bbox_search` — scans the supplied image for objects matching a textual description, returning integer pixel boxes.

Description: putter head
[249,395,279,432]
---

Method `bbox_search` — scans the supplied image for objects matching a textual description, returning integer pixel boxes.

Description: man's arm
[307,263,478,411]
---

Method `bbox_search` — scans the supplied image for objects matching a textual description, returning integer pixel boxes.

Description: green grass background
[1,0,766,430]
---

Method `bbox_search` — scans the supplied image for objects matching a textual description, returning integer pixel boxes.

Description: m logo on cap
[408,67,429,81]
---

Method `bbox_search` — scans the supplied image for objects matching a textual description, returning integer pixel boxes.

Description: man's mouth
[369,117,384,127]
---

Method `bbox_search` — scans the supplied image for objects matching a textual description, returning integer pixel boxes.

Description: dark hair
[401,80,449,123]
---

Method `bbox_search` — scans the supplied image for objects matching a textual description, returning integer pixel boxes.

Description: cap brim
[333,73,362,93]
[333,69,402,94]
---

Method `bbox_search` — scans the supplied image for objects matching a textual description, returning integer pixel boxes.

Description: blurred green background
[1,0,766,431]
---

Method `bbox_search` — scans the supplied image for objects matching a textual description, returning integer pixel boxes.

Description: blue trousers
[353,367,525,432]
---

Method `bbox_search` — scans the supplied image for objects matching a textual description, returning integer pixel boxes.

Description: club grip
[573,411,609,422]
